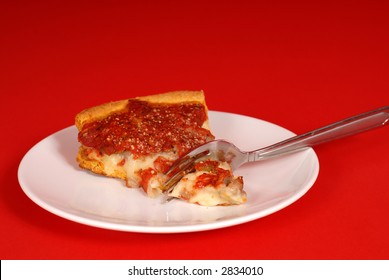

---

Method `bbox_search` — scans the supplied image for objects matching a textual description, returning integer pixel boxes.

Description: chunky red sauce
[194,160,231,189]
[138,168,155,192]
[153,156,174,173]
[78,100,214,157]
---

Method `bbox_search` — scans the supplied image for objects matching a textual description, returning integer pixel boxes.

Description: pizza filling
[83,147,176,197]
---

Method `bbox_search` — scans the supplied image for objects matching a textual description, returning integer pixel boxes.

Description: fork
[163,106,389,193]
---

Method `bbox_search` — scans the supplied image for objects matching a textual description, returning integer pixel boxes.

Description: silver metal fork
[163,106,389,193]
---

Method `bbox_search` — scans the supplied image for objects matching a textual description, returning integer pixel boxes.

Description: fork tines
[163,150,210,192]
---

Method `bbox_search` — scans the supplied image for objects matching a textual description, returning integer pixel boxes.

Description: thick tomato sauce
[78,100,214,158]
[193,160,232,189]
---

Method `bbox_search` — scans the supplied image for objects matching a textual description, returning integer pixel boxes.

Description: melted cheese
[87,149,246,206]
[89,150,176,197]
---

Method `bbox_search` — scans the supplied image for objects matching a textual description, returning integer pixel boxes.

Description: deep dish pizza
[76,90,246,206]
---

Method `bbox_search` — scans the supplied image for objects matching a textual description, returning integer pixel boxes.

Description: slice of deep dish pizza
[75,90,246,206]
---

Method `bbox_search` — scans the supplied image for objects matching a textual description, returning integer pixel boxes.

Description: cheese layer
[85,149,246,206]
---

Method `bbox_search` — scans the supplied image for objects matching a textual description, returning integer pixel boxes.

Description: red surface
[1,0,388,259]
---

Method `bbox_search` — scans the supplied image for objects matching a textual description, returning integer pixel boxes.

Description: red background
[1,0,388,259]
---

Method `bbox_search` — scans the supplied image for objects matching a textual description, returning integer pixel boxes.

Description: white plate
[18,111,319,233]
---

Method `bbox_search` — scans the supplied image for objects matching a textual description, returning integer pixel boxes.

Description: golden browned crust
[75,90,210,181]
[75,90,207,131]
[76,146,105,177]
[76,146,127,180]
[75,99,128,131]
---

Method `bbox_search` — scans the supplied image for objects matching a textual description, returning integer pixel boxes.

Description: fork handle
[249,106,389,161]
